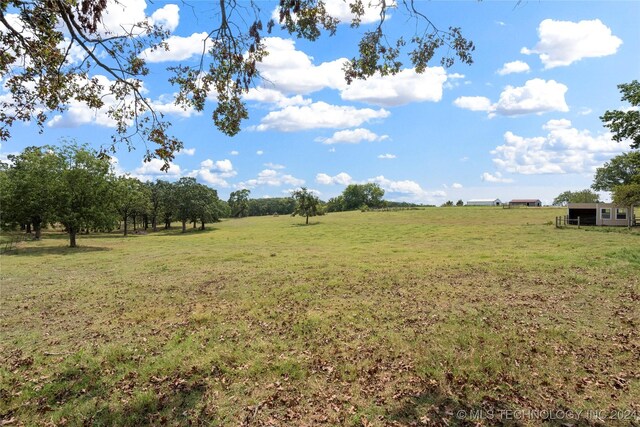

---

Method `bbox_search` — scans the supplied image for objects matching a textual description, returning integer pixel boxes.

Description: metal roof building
[509,199,542,207]
[466,198,502,206]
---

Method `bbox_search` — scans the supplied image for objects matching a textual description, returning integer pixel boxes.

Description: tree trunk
[193,220,197,229]
[69,227,77,248]
[133,214,137,231]
[182,220,186,233]
[152,217,157,232]
[123,214,128,236]
[34,221,42,240]
[26,223,31,234]
[200,220,205,230]
[306,214,309,225]
[143,214,149,230]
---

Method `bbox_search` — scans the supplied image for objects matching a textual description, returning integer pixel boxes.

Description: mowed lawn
[1,208,639,426]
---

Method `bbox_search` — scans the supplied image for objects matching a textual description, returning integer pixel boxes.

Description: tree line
[0,143,226,247]
[0,145,403,246]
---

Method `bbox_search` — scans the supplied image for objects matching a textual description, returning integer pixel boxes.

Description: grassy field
[1,207,639,426]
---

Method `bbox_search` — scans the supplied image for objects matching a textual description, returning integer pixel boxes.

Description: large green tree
[146,180,164,232]
[248,197,296,216]
[601,80,640,149]
[291,187,321,225]
[341,183,385,211]
[174,177,202,233]
[53,144,116,247]
[2,146,63,239]
[597,81,640,208]
[326,195,345,212]
[113,176,150,236]
[157,180,177,229]
[612,183,640,207]
[0,1,474,166]
[592,152,640,192]
[192,183,220,230]
[228,189,250,218]
[552,189,600,206]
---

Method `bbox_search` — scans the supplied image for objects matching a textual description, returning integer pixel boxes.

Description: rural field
[1,207,639,426]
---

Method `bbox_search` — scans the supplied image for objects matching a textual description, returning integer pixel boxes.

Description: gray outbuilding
[567,203,636,227]
[509,199,542,207]
[466,198,502,206]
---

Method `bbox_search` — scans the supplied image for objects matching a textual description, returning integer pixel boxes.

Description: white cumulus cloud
[368,176,446,204]
[522,19,622,68]
[491,119,627,175]
[315,172,353,185]
[98,1,179,36]
[244,88,312,108]
[497,60,530,75]
[453,96,492,112]
[188,158,236,187]
[176,148,195,156]
[341,67,448,107]
[150,4,180,32]
[46,76,198,128]
[258,37,347,95]
[378,153,396,159]
[254,102,390,132]
[141,32,210,63]
[132,158,182,181]
[255,37,453,108]
[454,79,569,117]
[316,128,389,144]
[494,79,568,116]
[481,172,513,183]
[238,169,304,188]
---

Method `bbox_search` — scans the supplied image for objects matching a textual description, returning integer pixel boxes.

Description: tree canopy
[52,144,116,247]
[0,1,474,167]
[228,189,251,218]
[601,80,640,149]
[612,183,640,207]
[341,183,385,211]
[552,189,600,206]
[1,143,226,244]
[597,82,640,207]
[592,151,640,192]
[113,176,150,236]
[291,187,321,225]
[2,146,63,239]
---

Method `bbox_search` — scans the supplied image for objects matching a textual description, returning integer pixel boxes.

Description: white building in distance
[466,199,502,206]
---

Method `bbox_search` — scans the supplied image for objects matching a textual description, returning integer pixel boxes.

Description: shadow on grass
[291,221,321,227]
[80,384,206,426]
[10,352,208,427]
[385,388,603,427]
[42,231,146,240]
[155,226,219,237]
[4,245,110,257]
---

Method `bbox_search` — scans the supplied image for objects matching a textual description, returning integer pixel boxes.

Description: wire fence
[555,215,581,228]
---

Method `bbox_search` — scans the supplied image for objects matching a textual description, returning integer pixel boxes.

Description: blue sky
[2,1,639,204]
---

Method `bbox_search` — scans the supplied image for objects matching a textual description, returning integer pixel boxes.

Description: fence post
[577,216,580,229]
